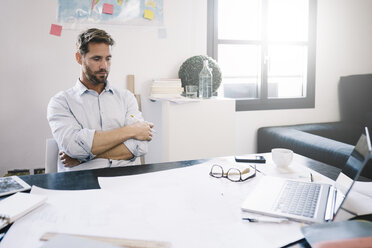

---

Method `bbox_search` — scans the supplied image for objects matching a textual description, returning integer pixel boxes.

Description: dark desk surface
[6,154,342,248]
[19,154,341,191]
[19,159,207,190]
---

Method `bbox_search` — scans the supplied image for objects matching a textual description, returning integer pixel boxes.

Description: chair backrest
[127,74,145,165]
[45,138,58,173]
[339,74,372,124]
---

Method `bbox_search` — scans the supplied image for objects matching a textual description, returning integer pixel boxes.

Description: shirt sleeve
[124,139,148,159]
[47,93,95,161]
[123,91,149,159]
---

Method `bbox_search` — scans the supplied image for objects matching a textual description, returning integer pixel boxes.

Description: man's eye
[93,58,100,61]
[106,57,111,61]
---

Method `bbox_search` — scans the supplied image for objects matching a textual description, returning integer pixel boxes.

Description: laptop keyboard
[274,181,321,218]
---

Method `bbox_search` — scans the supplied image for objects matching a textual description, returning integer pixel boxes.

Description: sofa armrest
[290,122,363,145]
[257,125,354,169]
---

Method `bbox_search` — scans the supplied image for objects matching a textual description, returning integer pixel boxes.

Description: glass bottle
[199,60,213,98]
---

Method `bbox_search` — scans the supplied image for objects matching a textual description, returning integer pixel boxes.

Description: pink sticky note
[50,24,62,37]
[103,3,114,14]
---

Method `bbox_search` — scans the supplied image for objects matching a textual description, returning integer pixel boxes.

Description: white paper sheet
[39,234,121,248]
[352,181,372,198]
[0,187,159,248]
[98,158,305,248]
[2,157,368,248]
[257,159,315,181]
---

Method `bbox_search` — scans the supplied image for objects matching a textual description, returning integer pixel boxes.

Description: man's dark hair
[76,28,115,55]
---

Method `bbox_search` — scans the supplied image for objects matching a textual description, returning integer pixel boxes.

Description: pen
[130,115,157,133]
[310,172,314,182]
[0,214,10,223]
[242,216,289,223]
[250,165,265,175]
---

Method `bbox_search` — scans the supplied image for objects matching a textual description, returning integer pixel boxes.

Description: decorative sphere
[178,55,222,93]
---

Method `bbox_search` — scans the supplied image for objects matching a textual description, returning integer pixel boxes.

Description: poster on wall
[58,0,163,27]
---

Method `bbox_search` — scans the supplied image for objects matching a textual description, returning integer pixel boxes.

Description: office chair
[45,138,58,173]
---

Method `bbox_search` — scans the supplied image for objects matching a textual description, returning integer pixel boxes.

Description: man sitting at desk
[47,28,153,172]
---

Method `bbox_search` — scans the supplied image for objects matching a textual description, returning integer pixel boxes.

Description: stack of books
[150,79,184,98]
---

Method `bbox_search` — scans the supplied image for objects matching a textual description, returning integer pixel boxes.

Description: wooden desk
[7,154,341,247]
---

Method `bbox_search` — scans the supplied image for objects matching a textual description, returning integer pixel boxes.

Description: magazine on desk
[0,176,31,197]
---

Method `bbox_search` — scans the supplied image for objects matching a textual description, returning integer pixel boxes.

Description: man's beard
[84,66,109,86]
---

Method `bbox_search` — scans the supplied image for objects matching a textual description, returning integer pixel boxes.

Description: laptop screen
[334,127,371,215]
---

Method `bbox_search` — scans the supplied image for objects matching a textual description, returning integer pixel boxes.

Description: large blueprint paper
[98,159,304,248]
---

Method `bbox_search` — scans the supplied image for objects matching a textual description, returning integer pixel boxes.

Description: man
[47,28,153,172]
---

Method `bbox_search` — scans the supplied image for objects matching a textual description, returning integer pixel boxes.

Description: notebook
[241,127,372,223]
[0,192,47,229]
[0,176,31,197]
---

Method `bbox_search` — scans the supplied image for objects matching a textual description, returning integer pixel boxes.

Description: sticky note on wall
[50,24,62,36]
[144,9,154,20]
[103,3,114,14]
[145,0,156,8]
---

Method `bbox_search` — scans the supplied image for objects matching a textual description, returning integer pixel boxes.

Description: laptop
[241,127,372,223]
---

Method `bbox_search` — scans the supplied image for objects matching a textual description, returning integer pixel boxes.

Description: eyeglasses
[209,164,256,182]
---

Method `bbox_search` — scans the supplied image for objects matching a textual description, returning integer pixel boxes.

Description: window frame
[207,0,317,111]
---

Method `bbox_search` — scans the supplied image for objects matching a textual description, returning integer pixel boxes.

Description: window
[207,0,317,111]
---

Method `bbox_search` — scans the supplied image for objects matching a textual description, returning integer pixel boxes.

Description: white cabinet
[144,98,236,163]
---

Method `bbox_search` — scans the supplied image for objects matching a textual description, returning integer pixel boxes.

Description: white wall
[0,0,206,176]
[0,0,371,176]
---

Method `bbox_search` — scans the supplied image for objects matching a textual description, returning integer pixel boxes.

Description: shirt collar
[74,79,114,95]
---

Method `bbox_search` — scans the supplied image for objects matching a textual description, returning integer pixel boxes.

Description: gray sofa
[257,74,372,179]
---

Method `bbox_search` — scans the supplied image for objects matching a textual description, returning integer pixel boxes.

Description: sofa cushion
[365,112,372,133]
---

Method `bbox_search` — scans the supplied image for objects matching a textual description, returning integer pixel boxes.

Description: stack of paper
[150,79,184,98]
[0,192,47,229]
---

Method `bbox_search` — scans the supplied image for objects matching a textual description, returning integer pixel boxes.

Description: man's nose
[99,60,108,70]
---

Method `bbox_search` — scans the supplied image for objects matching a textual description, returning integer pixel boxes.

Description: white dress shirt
[47,80,148,172]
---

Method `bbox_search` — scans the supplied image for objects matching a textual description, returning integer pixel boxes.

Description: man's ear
[75,52,82,65]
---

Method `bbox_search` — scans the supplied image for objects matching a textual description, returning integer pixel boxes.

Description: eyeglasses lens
[211,165,223,178]
[227,168,241,182]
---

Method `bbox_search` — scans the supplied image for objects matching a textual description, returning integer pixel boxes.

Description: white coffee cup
[271,148,293,168]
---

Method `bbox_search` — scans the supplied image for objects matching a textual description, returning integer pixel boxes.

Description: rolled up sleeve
[124,139,148,159]
[47,93,95,161]
[123,92,150,159]
[68,128,95,161]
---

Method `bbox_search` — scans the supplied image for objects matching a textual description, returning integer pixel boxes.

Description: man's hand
[130,121,154,141]
[59,151,80,167]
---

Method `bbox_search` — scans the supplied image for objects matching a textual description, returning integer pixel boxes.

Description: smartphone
[235,155,266,163]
